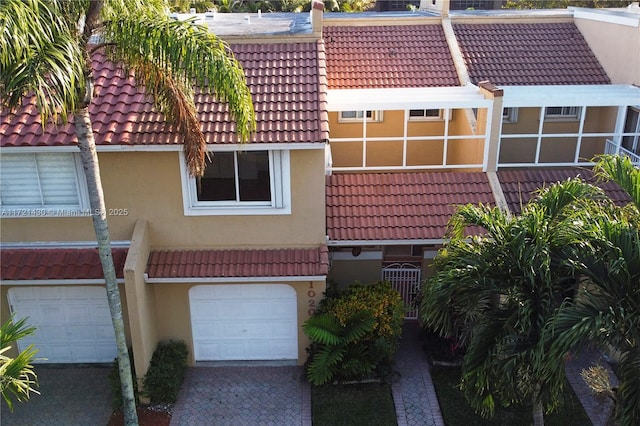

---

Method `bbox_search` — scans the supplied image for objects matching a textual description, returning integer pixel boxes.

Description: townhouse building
[1,0,638,380]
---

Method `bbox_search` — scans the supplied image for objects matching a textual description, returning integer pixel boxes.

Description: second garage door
[7,286,118,363]
[189,284,298,361]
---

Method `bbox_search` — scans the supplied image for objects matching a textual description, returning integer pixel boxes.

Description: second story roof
[453,22,611,86]
[1,42,328,148]
[323,24,460,89]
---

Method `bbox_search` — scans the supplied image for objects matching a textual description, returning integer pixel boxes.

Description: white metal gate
[382,263,421,319]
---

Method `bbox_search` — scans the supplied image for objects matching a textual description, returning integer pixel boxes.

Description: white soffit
[502,85,640,108]
[326,86,491,111]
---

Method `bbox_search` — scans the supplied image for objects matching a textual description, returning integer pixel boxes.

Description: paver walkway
[170,365,311,426]
[565,350,618,426]
[393,321,445,426]
[0,365,112,426]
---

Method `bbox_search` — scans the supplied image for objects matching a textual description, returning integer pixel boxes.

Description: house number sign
[308,282,317,316]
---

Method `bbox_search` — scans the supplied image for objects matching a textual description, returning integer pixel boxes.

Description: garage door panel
[8,286,118,363]
[190,284,298,361]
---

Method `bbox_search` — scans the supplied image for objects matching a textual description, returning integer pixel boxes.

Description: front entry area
[189,284,298,361]
[7,286,118,363]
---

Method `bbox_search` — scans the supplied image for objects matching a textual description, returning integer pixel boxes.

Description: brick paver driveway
[0,365,112,426]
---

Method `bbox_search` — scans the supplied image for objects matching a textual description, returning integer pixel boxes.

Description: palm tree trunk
[75,107,139,426]
[532,384,544,426]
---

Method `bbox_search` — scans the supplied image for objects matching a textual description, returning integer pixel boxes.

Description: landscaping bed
[430,366,592,426]
[312,382,397,426]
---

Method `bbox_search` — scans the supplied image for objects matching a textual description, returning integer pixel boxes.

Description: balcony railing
[605,139,640,165]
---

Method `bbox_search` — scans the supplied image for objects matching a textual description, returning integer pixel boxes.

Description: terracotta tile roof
[326,172,495,241]
[453,23,610,86]
[1,42,327,147]
[323,25,460,89]
[497,168,632,215]
[146,246,329,278]
[0,247,128,281]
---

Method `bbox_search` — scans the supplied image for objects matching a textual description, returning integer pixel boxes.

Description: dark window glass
[197,151,271,202]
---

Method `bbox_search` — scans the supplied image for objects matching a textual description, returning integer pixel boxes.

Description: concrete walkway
[565,350,618,426]
[0,365,112,426]
[393,320,445,426]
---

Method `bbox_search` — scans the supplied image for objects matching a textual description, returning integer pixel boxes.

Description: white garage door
[189,284,298,361]
[7,286,118,363]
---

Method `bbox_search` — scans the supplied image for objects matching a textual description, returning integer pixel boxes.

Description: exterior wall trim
[327,239,446,246]
[0,143,326,153]
[144,274,327,283]
[1,279,124,285]
[0,240,131,248]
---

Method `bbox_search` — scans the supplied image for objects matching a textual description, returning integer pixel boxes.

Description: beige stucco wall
[151,280,326,366]
[499,106,614,164]
[1,148,326,249]
[328,109,485,168]
[575,17,640,85]
[328,259,383,288]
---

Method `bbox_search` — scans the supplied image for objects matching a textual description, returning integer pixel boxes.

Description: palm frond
[0,0,85,124]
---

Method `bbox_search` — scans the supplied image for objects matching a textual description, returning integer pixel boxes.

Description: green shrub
[109,349,138,410]
[304,281,404,385]
[142,340,189,404]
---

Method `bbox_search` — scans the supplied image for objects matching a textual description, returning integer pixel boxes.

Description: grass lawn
[431,366,593,426]
[312,382,397,426]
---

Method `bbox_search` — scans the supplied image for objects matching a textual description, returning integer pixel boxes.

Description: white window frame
[180,149,291,216]
[408,109,445,121]
[0,152,90,218]
[338,110,383,122]
[544,106,581,120]
[502,107,518,123]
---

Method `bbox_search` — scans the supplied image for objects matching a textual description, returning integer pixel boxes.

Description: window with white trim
[181,150,291,216]
[622,106,640,155]
[544,106,581,120]
[0,153,89,217]
[409,109,443,120]
[502,107,518,123]
[339,110,382,122]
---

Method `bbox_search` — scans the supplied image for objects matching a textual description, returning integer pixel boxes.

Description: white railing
[605,139,640,165]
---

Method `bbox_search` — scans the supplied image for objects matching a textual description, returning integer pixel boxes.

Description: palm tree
[421,179,605,426]
[547,155,640,425]
[1,1,255,424]
[0,316,39,412]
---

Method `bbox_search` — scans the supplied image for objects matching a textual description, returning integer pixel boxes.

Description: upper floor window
[622,106,640,155]
[0,153,89,217]
[339,110,382,122]
[181,150,291,216]
[409,109,443,120]
[502,107,518,123]
[545,106,581,120]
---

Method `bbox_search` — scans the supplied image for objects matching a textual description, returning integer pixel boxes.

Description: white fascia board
[0,240,131,249]
[327,239,446,246]
[1,143,325,153]
[1,279,124,285]
[327,86,491,111]
[145,274,326,283]
[502,85,640,108]
[570,7,640,28]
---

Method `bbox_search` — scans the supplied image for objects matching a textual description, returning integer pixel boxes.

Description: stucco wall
[575,17,640,85]
[1,149,326,249]
[328,109,485,168]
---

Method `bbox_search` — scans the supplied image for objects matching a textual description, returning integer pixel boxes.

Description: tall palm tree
[1,1,255,424]
[547,155,640,425]
[421,179,605,426]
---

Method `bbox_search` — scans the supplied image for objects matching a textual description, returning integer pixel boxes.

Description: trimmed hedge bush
[142,340,189,404]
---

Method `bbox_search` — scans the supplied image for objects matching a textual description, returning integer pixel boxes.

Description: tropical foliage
[546,155,640,425]
[168,0,375,13]
[421,179,606,425]
[304,281,404,385]
[0,316,39,412]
